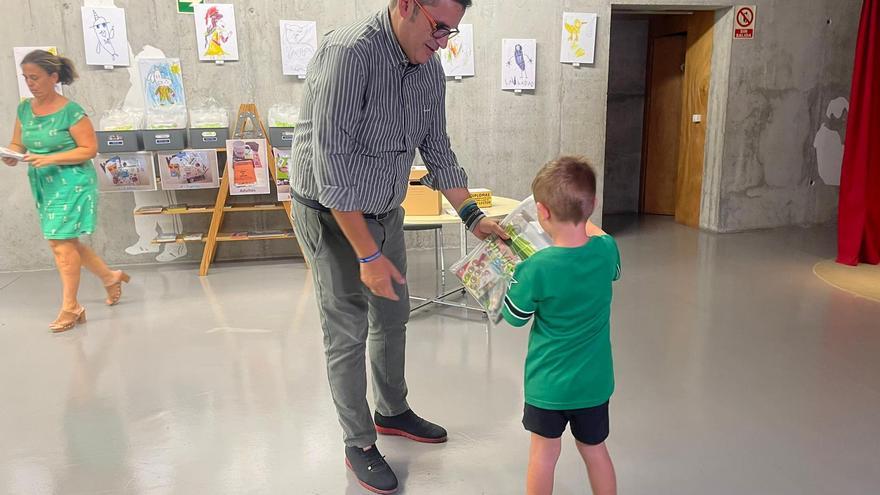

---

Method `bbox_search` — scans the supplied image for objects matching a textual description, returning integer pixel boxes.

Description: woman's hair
[21,50,78,85]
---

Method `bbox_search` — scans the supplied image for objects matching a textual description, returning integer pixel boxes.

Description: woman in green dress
[2,50,130,333]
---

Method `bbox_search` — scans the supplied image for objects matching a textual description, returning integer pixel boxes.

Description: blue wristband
[358,250,382,263]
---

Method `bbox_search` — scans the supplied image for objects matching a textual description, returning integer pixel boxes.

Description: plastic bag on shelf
[99,108,143,131]
[145,108,187,129]
[449,196,551,323]
[189,97,229,128]
[267,103,299,128]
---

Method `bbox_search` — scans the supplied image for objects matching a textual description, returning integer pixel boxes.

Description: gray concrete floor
[1,216,879,495]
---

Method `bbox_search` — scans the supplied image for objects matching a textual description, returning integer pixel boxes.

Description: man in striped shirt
[289,0,506,492]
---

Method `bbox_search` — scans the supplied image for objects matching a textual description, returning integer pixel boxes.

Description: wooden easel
[199,103,306,276]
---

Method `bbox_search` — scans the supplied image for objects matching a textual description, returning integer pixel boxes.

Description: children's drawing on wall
[13,46,62,100]
[80,7,130,67]
[194,4,239,62]
[502,39,536,90]
[138,58,186,111]
[119,47,187,262]
[227,139,271,196]
[273,147,292,201]
[94,152,157,192]
[157,150,220,190]
[560,13,598,65]
[813,97,849,186]
[280,20,318,76]
[440,23,475,78]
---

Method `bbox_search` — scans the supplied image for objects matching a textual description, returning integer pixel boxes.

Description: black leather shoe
[374,409,448,443]
[345,445,398,494]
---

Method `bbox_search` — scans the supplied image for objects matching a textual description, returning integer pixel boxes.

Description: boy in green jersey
[502,156,620,495]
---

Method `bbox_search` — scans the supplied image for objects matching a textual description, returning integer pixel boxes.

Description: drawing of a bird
[565,19,583,42]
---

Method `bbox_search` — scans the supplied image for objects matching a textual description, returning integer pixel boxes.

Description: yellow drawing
[565,19,582,42]
[203,6,230,58]
[565,18,587,58]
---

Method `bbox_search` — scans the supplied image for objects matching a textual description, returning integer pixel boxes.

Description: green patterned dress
[18,99,98,240]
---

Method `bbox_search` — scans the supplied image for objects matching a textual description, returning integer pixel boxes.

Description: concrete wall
[602,15,648,215]
[0,0,862,271]
[713,1,858,232]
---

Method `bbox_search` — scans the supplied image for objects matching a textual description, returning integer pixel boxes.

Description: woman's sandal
[104,271,131,306]
[49,306,86,333]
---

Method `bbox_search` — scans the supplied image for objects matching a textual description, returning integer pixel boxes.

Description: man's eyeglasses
[412,0,460,40]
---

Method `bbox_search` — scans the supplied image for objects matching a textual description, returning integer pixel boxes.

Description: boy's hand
[473,217,509,241]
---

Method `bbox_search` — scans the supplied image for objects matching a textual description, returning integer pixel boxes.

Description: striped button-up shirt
[290,9,468,214]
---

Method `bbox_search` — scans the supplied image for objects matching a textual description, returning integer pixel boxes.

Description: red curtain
[837,0,880,266]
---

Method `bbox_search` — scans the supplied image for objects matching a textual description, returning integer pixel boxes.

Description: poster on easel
[80,6,130,67]
[273,147,292,201]
[280,20,318,76]
[157,149,220,190]
[13,46,63,100]
[226,138,270,195]
[194,3,239,62]
[560,13,598,65]
[94,152,157,192]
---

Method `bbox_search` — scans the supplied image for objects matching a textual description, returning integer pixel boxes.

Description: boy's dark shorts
[522,401,610,445]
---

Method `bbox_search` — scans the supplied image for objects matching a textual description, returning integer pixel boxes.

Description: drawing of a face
[167,157,182,178]
[91,11,114,42]
[105,159,118,177]
[148,69,169,86]
[206,7,224,32]
[95,21,112,42]
[285,24,307,43]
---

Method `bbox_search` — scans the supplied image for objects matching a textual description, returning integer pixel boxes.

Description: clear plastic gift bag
[189,97,229,128]
[145,108,187,129]
[267,103,299,128]
[99,108,143,131]
[450,196,551,323]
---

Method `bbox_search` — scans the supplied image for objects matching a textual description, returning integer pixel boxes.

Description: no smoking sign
[734,5,756,39]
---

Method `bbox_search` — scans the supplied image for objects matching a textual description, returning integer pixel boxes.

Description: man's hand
[2,157,18,166]
[360,255,406,301]
[472,217,509,241]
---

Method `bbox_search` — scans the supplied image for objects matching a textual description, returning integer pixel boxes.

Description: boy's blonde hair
[531,156,596,224]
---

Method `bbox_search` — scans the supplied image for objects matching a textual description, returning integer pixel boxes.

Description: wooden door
[641,34,686,215]
[675,11,715,227]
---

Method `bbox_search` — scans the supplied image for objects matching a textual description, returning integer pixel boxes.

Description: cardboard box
[469,188,493,208]
[402,167,441,215]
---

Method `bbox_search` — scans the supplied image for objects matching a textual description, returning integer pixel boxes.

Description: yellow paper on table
[469,188,493,208]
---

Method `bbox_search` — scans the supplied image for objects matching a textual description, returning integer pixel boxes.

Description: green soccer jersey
[502,234,621,410]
